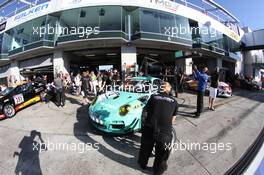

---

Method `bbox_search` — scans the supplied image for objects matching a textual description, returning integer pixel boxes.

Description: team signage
[14,2,49,21]
[149,0,179,12]
[4,1,55,31]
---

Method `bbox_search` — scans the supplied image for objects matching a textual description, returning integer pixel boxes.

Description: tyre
[3,104,16,118]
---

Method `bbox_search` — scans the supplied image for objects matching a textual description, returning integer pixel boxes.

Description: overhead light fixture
[149,53,159,57]
[86,54,95,57]
[107,53,117,56]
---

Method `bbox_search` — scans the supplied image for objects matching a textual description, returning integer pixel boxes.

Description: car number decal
[13,94,24,105]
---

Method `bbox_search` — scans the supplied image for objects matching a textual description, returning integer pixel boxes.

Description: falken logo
[14,3,49,21]
[150,0,179,12]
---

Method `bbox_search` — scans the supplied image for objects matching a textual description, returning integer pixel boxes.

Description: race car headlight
[119,105,131,116]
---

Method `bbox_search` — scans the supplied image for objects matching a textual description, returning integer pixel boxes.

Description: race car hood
[92,91,149,112]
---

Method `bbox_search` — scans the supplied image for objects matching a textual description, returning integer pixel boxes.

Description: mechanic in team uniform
[138,82,178,175]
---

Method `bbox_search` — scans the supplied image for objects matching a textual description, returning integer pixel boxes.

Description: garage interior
[66,48,121,73]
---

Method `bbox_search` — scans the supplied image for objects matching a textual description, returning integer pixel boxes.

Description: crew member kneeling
[138,82,178,175]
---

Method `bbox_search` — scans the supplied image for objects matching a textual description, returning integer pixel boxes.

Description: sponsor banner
[5,1,57,31]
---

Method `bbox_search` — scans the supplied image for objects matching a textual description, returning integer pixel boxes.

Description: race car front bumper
[88,109,141,134]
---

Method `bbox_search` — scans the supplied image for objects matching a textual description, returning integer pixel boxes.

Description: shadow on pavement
[177,111,195,118]
[73,105,151,174]
[65,95,83,106]
[232,89,264,103]
[13,130,46,175]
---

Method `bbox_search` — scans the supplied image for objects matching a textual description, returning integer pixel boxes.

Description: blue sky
[216,0,264,30]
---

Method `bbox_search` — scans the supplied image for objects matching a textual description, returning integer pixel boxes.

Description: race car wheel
[3,104,16,118]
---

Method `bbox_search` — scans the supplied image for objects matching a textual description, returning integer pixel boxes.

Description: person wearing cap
[193,65,208,118]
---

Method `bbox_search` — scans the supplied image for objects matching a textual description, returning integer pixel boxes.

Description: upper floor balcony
[0,0,241,33]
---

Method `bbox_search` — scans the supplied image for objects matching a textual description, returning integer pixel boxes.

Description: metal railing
[174,0,239,25]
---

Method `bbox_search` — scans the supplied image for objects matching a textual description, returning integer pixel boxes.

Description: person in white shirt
[74,73,82,96]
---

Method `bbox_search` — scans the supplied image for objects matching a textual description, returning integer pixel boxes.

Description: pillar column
[217,58,222,69]
[185,58,193,75]
[121,46,137,77]
[53,50,69,76]
[10,60,21,85]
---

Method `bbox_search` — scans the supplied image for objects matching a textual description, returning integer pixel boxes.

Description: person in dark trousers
[193,65,208,118]
[81,72,91,105]
[53,73,65,107]
[138,82,178,175]
[261,74,264,90]
[177,68,184,93]
[209,67,219,111]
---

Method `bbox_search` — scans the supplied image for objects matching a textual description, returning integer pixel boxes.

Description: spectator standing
[100,72,108,93]
[193,65,208,118]
[105,72,112,91]
[113,70,120,86]
[74,73,82,96]
[261,74,264,90]
[209,68,219,111]
[70,72,75,83]
[122,63,127,85]
[81,72,91,105]
[53,73,65,107]
[90,71,97,95]
[97,72,103,91]
[177,68,184,93]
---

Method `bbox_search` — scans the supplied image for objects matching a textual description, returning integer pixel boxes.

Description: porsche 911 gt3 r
[88,76,163,134]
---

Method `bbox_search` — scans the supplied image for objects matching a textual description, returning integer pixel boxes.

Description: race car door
[12,84,34,106]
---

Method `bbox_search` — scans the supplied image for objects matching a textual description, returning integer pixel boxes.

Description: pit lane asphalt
[0,90,263,175]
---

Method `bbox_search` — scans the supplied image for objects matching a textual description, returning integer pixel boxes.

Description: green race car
[88,76,163,134]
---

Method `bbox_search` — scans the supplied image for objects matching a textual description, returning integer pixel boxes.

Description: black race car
[0,82,46,119]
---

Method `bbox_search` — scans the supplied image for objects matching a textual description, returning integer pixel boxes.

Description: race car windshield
[121,79,151,93]
[0,87,14,96]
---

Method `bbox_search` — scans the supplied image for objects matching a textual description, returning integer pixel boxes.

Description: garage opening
[137,48,176,77]
[66,48,121,73]
[19,55,54,83]
[20,66,54,83]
